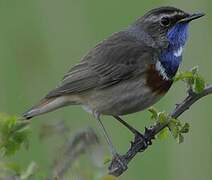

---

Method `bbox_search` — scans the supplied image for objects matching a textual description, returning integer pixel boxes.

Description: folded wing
[46,32,157,98]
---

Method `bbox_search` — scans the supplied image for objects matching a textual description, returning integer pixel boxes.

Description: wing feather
[46,31,157,98]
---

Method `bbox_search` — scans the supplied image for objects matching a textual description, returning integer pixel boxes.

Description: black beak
[179,12,205,23]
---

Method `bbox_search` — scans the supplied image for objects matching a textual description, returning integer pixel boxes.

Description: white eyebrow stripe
[174,46,183,57]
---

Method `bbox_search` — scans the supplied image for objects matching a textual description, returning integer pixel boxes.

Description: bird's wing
[45,32,157,98]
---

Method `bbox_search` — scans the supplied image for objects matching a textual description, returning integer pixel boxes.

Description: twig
[108,85,212,177]
[50,127,100,179]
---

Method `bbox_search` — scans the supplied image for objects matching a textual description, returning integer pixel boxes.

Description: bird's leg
[95,114,117,155]
[113,116,149,148]
[95,114,127,171]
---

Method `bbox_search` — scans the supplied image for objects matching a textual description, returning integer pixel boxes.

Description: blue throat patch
[160,23,189,78]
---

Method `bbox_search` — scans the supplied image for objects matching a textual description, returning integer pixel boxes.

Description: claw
[111,154,128,171]
[133,132,148,150]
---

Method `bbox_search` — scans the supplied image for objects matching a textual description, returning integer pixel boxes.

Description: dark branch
[108,85,212,177]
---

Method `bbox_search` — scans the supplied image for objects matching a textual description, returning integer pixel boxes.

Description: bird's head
[133,6,205,48]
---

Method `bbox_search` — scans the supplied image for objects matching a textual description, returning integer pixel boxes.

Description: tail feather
[23,97,69,119]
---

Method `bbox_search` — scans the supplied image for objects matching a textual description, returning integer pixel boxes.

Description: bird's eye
[160,17,171,27]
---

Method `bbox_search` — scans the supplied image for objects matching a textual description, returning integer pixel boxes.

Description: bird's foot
[109,153,128,176]
[132,128,153,151]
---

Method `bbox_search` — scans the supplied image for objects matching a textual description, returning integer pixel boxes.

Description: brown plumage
[146,64,173,94]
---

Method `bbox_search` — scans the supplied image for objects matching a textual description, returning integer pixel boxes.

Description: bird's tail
[23,96,69,119]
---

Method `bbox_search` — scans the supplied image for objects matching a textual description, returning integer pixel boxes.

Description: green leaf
[167,119,189,143]
[194,75,205,93]
[158,112,168,124]
[157,127,169,140]
[148,107,158,120]
[170,118,182,126]
[180,123,190,134]
[0,113,30,157]
[191,66,199,74]
[178,133,184,144]
[168,120,180,139]
[174,67,206,94]
[174,71,194,82]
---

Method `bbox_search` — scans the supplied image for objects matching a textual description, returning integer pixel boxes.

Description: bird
[23,6,204,167]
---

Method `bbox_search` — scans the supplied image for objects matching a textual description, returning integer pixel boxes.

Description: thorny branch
[108,85,212,177]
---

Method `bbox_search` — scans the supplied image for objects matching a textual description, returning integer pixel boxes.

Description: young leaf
[157,127,169,140]
[0,113,30,157]
[191,66,199,74]
[194,75,205,93]
[178,133,184,144]
[174,67,206,94]
[168,120,180,139]
[170,118,182,127]
[148,107,158,120]
[174,71,193,82]
[180,123,190,134]
[158,112,168,124]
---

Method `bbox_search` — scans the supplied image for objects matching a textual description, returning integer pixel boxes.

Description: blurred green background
[0,0,212,179]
